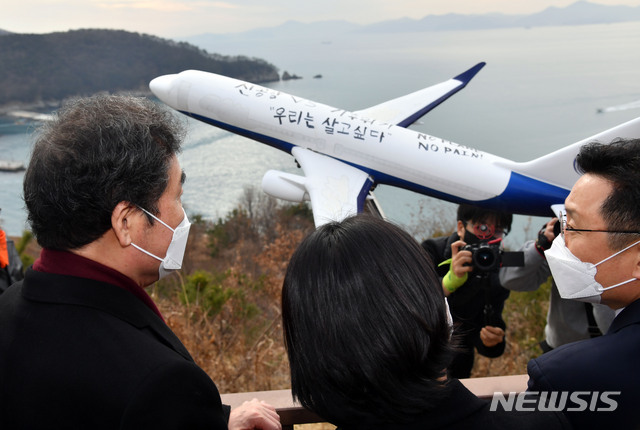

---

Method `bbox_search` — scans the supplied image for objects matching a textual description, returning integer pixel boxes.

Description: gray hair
[24,94,185,250]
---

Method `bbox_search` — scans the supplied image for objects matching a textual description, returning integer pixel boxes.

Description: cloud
[95,0,239,13]
[95,1,190,11]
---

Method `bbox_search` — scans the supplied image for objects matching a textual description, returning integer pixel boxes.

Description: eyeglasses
[558,209,640,237]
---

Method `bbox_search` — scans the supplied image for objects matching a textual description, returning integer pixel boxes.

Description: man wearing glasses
[527,139,640,428]
[500,216,615,353]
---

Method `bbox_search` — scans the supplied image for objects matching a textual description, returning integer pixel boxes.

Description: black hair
[23,94,185,250]
[576,138,640,249]
[281,214,455,427]
[457,204,512,233]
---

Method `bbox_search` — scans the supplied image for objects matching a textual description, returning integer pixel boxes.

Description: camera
[461,242,524,273]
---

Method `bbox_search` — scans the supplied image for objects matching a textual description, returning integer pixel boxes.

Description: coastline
[0,89,156,116]
[0,100,61,117]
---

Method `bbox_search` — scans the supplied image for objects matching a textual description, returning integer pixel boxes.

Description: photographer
[421,204,512,378]
[500,217,615,352]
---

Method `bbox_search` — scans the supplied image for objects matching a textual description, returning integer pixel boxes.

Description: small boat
[8,110,54,122]
[0,160,26,172]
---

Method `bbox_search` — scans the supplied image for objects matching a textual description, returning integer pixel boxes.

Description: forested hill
[0,29,280,107]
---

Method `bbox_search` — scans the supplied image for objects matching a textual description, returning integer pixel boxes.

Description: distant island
[282,71,303,80]
[358,0,640,33]
[185,1,640,53]
[0,29,281,110]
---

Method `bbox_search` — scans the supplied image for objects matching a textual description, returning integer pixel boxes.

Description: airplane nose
[149,74,180,108]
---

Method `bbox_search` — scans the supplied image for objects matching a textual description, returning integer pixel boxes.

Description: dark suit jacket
[0,268,230,429]
[528,298,640,429]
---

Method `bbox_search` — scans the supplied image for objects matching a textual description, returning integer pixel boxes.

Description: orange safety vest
[0,229,9,268]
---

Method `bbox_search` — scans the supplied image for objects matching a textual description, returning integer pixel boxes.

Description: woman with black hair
[281,215,570,429]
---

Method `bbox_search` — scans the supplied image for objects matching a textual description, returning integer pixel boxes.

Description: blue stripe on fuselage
[361,170,568,217]
[477,172,570,217]
[185,111,296,154]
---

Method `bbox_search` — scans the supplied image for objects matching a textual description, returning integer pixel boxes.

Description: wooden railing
[221,374,528,429]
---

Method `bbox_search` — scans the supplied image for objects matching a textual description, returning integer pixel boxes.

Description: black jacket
[422,233,510,377]
[0,268,230,429]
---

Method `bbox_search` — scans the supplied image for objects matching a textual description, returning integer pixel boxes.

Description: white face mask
[445,297,454,337]
[131,207,191,279]
[544,234,640,303]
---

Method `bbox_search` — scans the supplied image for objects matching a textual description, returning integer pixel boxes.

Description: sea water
[1,22,640,248]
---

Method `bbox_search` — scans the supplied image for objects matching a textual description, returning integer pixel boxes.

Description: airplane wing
[262,147,373,226]
[353,62,485,128]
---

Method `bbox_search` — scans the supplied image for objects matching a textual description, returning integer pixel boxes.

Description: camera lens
[475,248,496,269]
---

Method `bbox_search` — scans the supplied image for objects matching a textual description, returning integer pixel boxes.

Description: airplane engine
[262,170,309,202]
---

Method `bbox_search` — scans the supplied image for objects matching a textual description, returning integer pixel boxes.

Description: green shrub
[180,270,233,317]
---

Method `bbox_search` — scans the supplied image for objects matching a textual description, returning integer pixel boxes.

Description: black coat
[422,233,510,378]
[0,268,229,429]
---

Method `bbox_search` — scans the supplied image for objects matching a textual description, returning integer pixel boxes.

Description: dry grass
[154,291,290,393]
[472,280,551,377]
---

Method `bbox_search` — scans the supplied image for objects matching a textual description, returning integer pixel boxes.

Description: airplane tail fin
[353,63,485,127]
[500,116,640,190]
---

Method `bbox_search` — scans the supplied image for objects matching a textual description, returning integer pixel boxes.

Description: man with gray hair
[0,95,281,430]
[527,138,640,428]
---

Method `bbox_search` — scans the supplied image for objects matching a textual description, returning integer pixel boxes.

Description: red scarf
[33,248,164,321]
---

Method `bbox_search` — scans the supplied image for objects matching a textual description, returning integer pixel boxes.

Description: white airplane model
[150,64,640,226]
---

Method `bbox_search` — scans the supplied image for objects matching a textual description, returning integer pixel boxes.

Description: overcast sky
[4,0,640,38]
